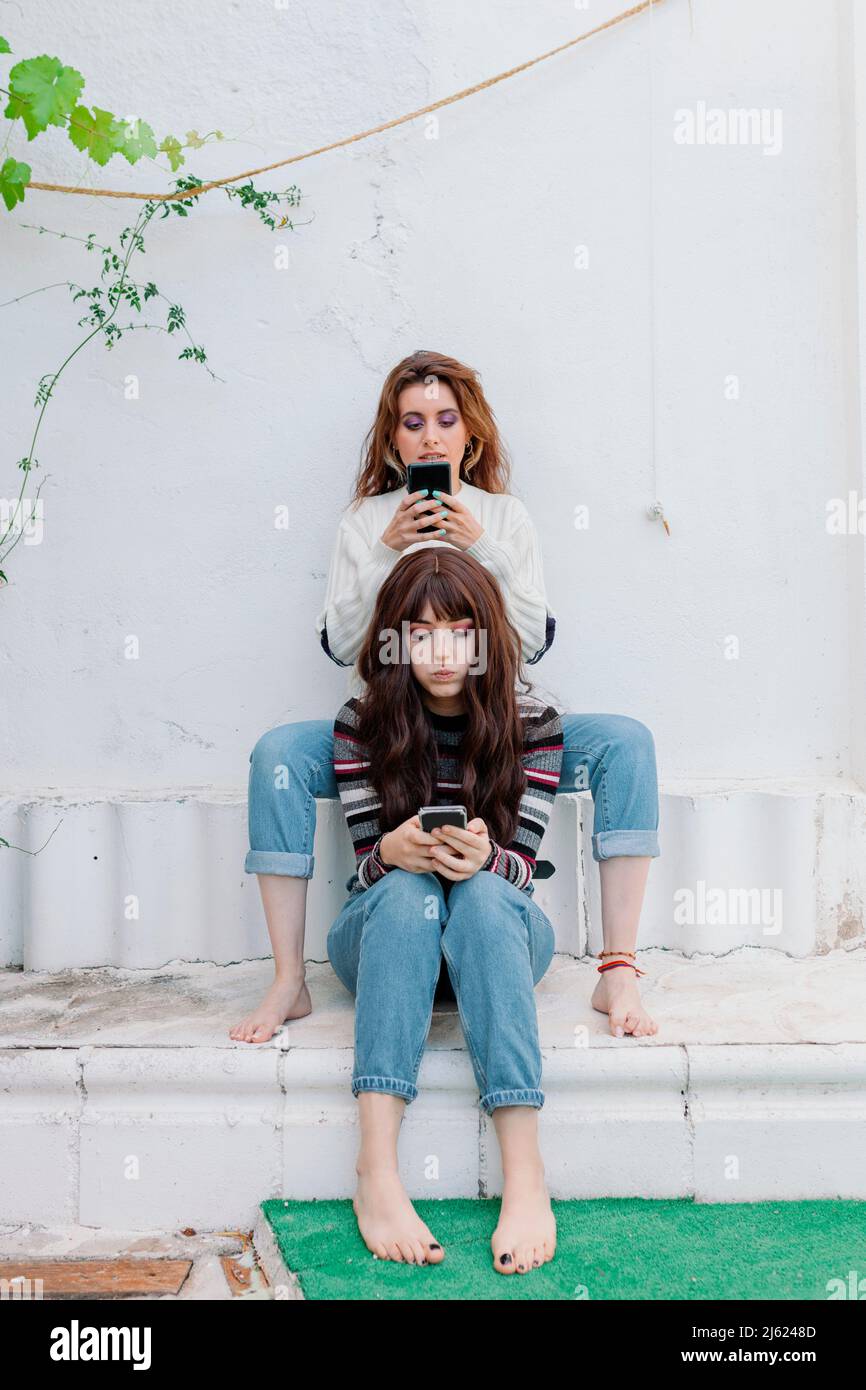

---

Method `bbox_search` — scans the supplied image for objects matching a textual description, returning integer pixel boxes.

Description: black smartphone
[418,804,467,833]
[407,460,451,534]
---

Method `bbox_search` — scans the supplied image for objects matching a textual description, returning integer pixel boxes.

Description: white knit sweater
[315,481,555,689]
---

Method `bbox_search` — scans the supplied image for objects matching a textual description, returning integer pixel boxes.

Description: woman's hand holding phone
[380,490,446,551]
[425,491,484,550]
[379,815,439,872]
[429,817,491,880]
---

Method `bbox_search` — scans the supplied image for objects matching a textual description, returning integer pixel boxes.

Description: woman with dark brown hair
[234,349,660,1049]
[328,545,562,1273]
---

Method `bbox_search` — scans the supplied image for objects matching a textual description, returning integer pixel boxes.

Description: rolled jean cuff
[592,829,660,862]
[481,1087,544,1115]
[352,1075,417,1104]
[244,849,315,877]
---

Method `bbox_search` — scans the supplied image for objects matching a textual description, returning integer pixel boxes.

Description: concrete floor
[2,945,866,1048]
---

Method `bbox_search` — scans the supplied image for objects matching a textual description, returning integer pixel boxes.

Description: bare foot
[353,1164,446,1265]
[591,965,657,1037]
[229,975,311,1043]
[491,1159,556,1275]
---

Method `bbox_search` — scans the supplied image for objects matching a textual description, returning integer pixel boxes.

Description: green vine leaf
[0,36,11,55]
[34,374,56,405]
[4,56,85,139]
[117,116,158,165]
[67,104,125,165]
[158,135,184,172]
[1,164,296,589]
[0,156,30,211]
[120,282,141,311]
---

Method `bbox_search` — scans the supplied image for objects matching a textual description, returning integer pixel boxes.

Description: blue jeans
[327,867,556,1114]
[244,712,660,877]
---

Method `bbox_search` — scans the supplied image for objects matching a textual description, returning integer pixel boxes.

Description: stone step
[1,780,864,969]
[1,947,865,1230]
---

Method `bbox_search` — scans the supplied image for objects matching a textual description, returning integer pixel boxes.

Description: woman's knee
[448,870,517,906]
[249,725,287,774]
[365,869,445,927]
[445,873,524,942]
[249,720,329,782]
[605,715,657,769]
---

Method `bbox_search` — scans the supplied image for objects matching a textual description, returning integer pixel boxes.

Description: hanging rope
[25,0,665,202]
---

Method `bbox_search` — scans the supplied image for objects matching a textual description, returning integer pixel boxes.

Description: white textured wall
[1,0,864,792]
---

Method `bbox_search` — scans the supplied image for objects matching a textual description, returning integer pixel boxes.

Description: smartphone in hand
[418,805,467,833]
[407,460,451,533]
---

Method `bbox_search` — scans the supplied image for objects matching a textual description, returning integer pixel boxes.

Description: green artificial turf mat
[262,1196,866,1300]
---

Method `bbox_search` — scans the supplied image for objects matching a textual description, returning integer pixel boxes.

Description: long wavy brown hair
[352,349,512,502]
[355,547,530,846]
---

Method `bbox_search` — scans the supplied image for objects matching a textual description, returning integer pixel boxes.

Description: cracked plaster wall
[1,0,863,791]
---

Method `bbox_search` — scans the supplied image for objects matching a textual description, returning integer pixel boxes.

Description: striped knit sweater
[333,693,563,894]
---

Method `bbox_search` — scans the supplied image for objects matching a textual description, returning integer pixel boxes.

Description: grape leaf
[4,56,84,139]
[0,157,31,211]
[158,135,184,171]
[117,116,158,164]
[68,104,125,165]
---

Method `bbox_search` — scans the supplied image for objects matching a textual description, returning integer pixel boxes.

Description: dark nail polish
[518,1264,526,1271]
[429,1243,441,1250]
[499,1252,512,1265]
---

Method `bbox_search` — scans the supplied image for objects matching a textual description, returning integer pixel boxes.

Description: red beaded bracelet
[596,959,646,978]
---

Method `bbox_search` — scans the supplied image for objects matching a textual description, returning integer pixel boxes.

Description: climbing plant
[0,32,303,585]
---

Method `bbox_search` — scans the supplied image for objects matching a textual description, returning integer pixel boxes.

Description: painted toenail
[533,1259,540,1266]
[500,1253,512,1265]
[429,1243,441,1250]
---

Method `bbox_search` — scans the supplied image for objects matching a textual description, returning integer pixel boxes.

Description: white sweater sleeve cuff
[369,537,402,573]
[465,529,517,587]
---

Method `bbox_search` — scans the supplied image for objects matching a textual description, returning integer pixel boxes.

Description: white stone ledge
[2,1039,864,1224]
[1,783,864,970]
